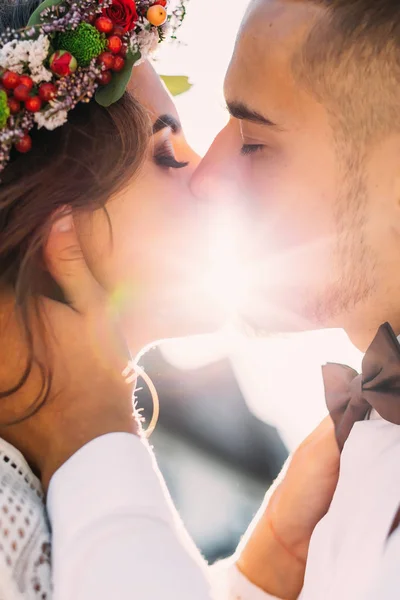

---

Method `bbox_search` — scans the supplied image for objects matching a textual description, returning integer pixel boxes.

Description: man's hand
[236,416,340,599]
[0,212,140,490]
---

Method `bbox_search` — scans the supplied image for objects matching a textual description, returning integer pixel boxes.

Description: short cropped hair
[294,0,400,144]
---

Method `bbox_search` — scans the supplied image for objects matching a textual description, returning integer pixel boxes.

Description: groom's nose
[190,123,243,205]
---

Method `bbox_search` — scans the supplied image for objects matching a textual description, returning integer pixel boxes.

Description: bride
[0,0,339,598]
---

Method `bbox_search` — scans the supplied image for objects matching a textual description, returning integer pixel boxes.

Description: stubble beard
[239,156,377,338]
[300,156,377,330]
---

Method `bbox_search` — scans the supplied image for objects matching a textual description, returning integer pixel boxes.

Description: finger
[317,415,335,434]
[296,414,335,452]
[44,210,102,313]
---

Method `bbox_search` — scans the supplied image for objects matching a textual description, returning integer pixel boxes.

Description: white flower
[30,64,52,84]
[160,20,172,38]
[34,106,68,131]
[0,35,52,83]
[28,35,52,83]
[133,28,160,65]
[28,35,50,69]
[0,39,31,73]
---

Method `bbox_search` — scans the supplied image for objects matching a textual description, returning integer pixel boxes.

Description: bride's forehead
[128,61,179,122]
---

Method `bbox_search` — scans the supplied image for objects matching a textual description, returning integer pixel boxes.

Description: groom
[192,0,400,597]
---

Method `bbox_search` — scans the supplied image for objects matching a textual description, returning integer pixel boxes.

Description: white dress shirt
[47,433,276,600]
[47,414,400,599]
[1,412,399,599]
[299,411,400,600]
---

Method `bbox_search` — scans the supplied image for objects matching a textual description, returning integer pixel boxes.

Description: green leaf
[160,75,192,97]
[27,0,65,27]
[95,50,140,108]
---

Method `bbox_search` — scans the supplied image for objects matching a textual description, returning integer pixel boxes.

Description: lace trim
[0,439,42,500]
[0,437,51,599]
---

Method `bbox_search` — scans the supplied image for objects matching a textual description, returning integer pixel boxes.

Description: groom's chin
[236,299,322,338]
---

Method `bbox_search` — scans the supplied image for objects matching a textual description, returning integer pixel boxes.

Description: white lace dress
[0,438,51,600]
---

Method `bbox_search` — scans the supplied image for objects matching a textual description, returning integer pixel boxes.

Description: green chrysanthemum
[56,23,107,67]
[0,90,10,129]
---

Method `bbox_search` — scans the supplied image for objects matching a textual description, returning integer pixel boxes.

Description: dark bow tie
[322,322,400,450]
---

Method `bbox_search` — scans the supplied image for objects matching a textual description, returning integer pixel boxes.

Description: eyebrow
[152,114,182,135]
[226,101,278,128]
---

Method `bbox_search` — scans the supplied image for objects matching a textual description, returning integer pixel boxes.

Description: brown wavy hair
[0,0,149,421]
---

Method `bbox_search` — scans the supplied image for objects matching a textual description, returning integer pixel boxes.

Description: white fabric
[47,433,214,600]
[1,409,399,600]
[365,526,400,599]
[0,438,51,599]
[299,417,400,600]
[210,560,278,600]
[46,421,400,600]
[47,433,277,600]
[0,433,275,600]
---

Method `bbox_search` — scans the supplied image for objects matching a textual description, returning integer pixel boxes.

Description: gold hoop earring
[122,361,160,438]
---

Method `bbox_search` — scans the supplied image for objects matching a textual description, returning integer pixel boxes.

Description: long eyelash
[154,153,189,169]
[154,140,189,169]
[240,144,264,156]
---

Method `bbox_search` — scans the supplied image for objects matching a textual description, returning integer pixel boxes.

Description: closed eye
[240,144,265,156]
[154,140,189,169]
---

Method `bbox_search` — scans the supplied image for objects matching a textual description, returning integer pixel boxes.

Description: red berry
[119,44,128,58]
[112,25,126,37]
[39,82,57,102]
[15,134,32,154]
[97,70,112,86]
[98,51,115,70]
[95,16,113,33]
[107,35,122,54]
[155,0,167,5]
[19,75,33,91]
[25,96,42,113]
[13,84,30,102]
[2,71,20,90]
[87,13,96,24]
[8,98,21,114]
[112,56,125,72]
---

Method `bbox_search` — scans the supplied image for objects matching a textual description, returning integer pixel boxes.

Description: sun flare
[201,206,251,320]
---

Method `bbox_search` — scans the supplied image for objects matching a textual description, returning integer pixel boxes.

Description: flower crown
[0,0,188,173]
